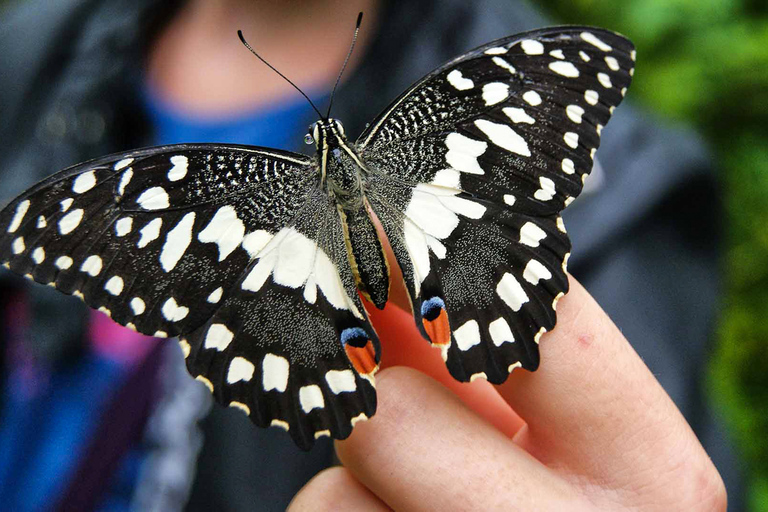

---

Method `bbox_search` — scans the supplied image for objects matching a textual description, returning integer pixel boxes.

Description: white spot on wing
[241,230,274,258]
[503,107,535,124]
[605,56,620,70]
[579,51,591,62]
[72,170,96,193]
[55,256,73,270]
[105,275,124,295]
[489,317,515,346]
[137,187,170,210]
[240,228,361,318]
[60,198,73,212]
[160,212,195,272]
[581,31,613,51]
[118,169,133,196]
[597,72,613,88]
[81,255,103,276]
[566,104,585,124]
[137,218,162,248]
[520,39,544,55]
[167,155,188,181]
[204,323,234,351]
[326,369,357,394]
[161,297,188,322]
[482,82,509,106]
[114,158,134,170]
[548,61,579,77]
[198,206,245,261]
[446,69,474,90]
[262,353,289,392]
[584,90,599,105]
[550,49,565,59]
[7,200,30,233]
[523,259,553,285]
[207,287,223,303]
[534,177,556,201]
[492,56,516,73]
[37,216,47,229]
[130,297,145,315]
[115,217,133,237]
[484,47,507,55]
[227,357,255,383]
[522,90,542,106]
[58,209,84,235]
[474,119,531,157]
[444,133,487,175]
[496,273,529,312]
[270,419,289,431]
[229,401,249,415]
[299,385,325,413]
[454,319,481,351]
[430,168,461,189]
[504,194,516,206]
[562,158,575,174]
[520,222,546,247]
[31,247,45,263]
[564,132,579,149]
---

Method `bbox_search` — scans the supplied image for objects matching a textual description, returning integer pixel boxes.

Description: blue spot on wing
[420,297,445,321]
[340,327,369,347]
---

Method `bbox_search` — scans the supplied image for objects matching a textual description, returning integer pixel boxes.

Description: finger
[336,367,587,511]
[367,300,524,438]
[498,276,721,500]
[288,466,391,512]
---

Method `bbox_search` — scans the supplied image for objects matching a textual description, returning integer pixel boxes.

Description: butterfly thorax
[313,119,367,210]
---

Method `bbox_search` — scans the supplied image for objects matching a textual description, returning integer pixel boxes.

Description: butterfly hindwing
[0,144,380,448]
[359,27,634,382]
[182,188,379,449]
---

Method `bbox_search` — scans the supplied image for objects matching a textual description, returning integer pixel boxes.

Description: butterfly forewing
[0,144,380,449]
[359,27,634,382]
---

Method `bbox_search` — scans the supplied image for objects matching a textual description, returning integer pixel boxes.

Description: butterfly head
[307,119,347,150]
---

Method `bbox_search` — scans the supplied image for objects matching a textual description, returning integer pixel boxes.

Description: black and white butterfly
[0,26,634,449]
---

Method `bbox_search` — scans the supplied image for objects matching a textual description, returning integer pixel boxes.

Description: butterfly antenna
[237,30,324,119]
[326,12,363,118]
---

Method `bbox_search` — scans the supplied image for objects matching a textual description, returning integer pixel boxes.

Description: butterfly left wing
[0,144,379,449]
[357,27,635,383]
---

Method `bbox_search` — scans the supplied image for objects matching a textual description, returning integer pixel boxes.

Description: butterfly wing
[358,27,635,382]
[0,144,379,449]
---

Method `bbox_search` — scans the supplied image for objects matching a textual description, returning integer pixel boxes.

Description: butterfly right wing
[0,144,379,449]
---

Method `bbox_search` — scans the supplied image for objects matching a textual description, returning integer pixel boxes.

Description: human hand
[289,276,727,511]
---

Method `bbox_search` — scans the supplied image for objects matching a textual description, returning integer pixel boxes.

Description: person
[0,0,741,510]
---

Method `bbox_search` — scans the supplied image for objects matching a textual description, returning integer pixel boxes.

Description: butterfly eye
[334,120,345,136]
[304,133,314,145]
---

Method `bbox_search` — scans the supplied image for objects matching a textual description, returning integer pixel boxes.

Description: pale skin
[148,2,727,510]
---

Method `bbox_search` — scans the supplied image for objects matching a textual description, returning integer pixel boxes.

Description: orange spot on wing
[423,307,450,346]
[346,340,378,376]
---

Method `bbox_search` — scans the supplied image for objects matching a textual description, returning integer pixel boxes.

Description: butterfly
[0,26,634,449]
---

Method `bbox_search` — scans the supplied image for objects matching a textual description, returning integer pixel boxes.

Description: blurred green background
[541,0,768,510]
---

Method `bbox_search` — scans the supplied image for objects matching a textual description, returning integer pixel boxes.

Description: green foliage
[541,0,768,509]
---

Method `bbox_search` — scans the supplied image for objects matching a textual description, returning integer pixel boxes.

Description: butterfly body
[0,26,635,449]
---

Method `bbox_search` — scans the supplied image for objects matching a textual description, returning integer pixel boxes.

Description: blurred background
[539,0,768,509]
[0,0,766,510]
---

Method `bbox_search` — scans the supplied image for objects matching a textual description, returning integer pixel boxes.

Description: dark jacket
[0,0,743,510]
